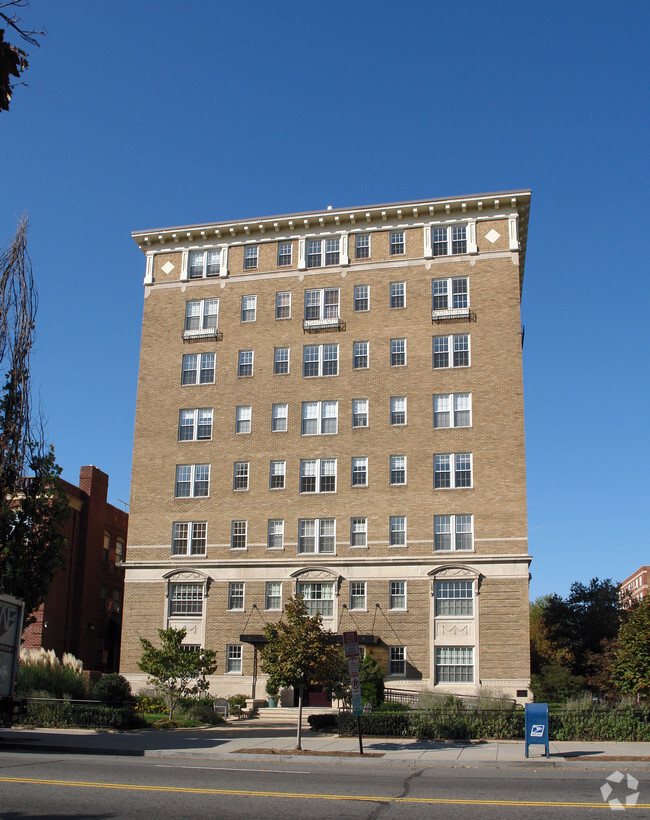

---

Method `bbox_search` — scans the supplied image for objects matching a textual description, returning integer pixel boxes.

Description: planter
[267,698,278,708]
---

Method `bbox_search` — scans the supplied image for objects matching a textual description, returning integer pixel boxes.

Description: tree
[138,627,217,720]
[261,595,346,749]
[359,652,385,708]
[0,1,44,112]
[610,597,650,701]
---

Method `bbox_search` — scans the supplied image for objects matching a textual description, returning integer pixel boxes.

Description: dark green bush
[177,697,224,725]
[308,713,337,731]
[23,700,144,730]
[92,674,133,704]
[16,664,88,700]
[375,701,410,712]
[228,693,247,714]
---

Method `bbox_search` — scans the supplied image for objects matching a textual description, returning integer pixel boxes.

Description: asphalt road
[0,752,646,818]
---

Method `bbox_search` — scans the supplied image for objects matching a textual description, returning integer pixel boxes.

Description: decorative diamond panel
[161,261,175,275]
[485,229,500,244]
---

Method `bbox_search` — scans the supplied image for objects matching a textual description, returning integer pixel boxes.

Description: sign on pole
[342,631,364,754]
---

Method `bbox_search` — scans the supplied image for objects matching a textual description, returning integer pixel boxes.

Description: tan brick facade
[122,192,532,702]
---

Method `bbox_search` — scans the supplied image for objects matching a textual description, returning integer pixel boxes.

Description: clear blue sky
[2,0,648,600]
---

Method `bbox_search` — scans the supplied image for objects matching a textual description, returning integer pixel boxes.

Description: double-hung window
[432,277,469,317]
[226,644,243,673]
[390,397,406,426]
[172,522,207,556]
[241,295,257,322]
[435,647,474,683]
[389,516,406,547]
[184,299,218,338]
[389,580,406,609]
[269,460,286,489]
[353,341,369,369]
[238,350,254,377]
[296,581,334,615]
[169,583,203,616]
[355,234,370,259]
[243,245,258,269]
[233,462,249,490]
[433,393,472,428]
[277,242,292,266]
[434,453,473,488]
[300,459,337,493]
[432,334,470,368]
[390,281,405,308]
[267,519,284,550]
[435,581,474,617]
[228,582,245,610]
[390,455,406,485]
[306,237,340,268]
[266,581,282,610]
[182,353,215,385]
[351,457,368,487]
[390,338,406,366]
[175,464,210,498]
[350,517,367,547]
[298,519,336,555]
[434,514,474,551]
[231,521,247,549]
[179,408,213,441]
[275,291,291,318]
[303,344,338,377]
[301,400,338,434]
[235,405,252,434]
[432,225,467,256]
[304,288,340,326]
[354,284,369,311]
[389,647,406,675]
[352,399,368,428]
[390,230,405,255]
[271,403,288,432]
[274,347,289,374]
[350,581,366,610]
[188,249,220,279]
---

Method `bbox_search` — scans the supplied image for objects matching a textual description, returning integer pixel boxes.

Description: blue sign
[524,702,549,758]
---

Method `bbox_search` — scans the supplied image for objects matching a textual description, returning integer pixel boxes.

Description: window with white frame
[355,234,370,259]
[389,581,406,609]
[433,393,471,428]
[390,230,405,255]
[275,291,291,318]
[269,460,286,489]
[266,581,282,610]
[296,581,334,615]
[233,462,249,490]
[235,405,252,434]
[354,284,369,311]
[277,241,292,266]
[226,644,243,673]
[184,299,218,337]
[182,353,215,385]
[175,464,210,498]
[301,400,338,434]
[432,224,467,256]
[432,277,469,315]
[304,288,340,322]
[300,459,337,493]
[435,646,474,683]
[435,581,474,616]
[352,399,368,428]
[350,517,367,547]
[241,295,257,322]
[188,249,220,279]
[231,520,247,549]
[179,409,213,441]
[243,245,258,269]
[298,519,336,554]
[228,582,245,610]
[274,346,289,374]
[306,237,340,268]
[434,453,473,489]
[353,341,369,369]
[169,583,203,616]
[390,338,406,366]
[303,344,339,376]
[267,519,284,549]
[350,581,366,610]
[271,403,288,432]
[432,334,470,369]
[390,281,405,308]
[351,457,368,487]
[434,514,474,551]
[389,517,406,547]
[390,397,406,426]
[390,455,406,485]
[172,522,207,556]
[389,646,406,675]
[238,350,254,377]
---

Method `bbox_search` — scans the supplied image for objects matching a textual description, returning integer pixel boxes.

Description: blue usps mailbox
[524,702,549,758]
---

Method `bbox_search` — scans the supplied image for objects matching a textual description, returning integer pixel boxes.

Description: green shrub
[228,693,247,714]
[360,654,385,707]
[308,713,337,731]
[375,701,410,712]
[23,700,144,730]
[92,674,133,704]
[135,695,167,714]
[177,698,224,725]
[16,650,88,700]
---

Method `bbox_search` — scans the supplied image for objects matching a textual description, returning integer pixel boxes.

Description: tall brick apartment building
[121,191,532,702]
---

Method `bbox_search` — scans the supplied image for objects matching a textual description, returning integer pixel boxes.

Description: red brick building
[22,466,128,672]
[620,566,650,608]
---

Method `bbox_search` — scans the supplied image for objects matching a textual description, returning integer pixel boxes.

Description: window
[389,646,406,675]
[390,397,406,426]
[304,288,340,322]
[432,334,470,368]
[226,644,243,673]
[274,347,289,374]
[351,457,368,487]
[432,277,469,314]
[435,581,474,616]
[169,583,203,616]
[184,299,218,337]
[243,245,258,269]
[99,585,107,613]
[389,581,406,609]
[179,409,213,441]
[352,399,368,428]
[270,460,286,489]
[233,462,249,490]
[301,400,338,435]
[350,581,366,610]
[390,455,406,485]
[228,582,245,610]
[355,234,370,259]
[267,519,284,550]
[435,647,474,683]
[235,405,252,434]
[277,241,292,266]
[103,533,110,564]
[434,453,473,489]
[390,230,405,255]
[353,341,369,369]
[275,291,291,318]
[389,517,406,547]
[434,394,471,428]
[306,237,340,268]
[432,225,467,256]
[231,520,247,549]
[434,514,473,551]
[182,353,215,385]
[350,517,367,547]
[390,281,405,308]
[303,344,339,376]
[354,284,369,311]
[241,295,257,322]
[300,459,337,493]
[298,519,336,554]
[266,582,282,610]
[390,338,406,366]
[238,350,254,377]
[175,464,210,498]
[189,249,220,279]
[116,539,125,563]
[172,522,207,556]
[271,403,288,432]
[297,581,334,615]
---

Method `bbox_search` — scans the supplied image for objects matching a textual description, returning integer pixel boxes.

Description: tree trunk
[296,686,303,750]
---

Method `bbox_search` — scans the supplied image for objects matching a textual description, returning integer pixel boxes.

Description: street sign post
[342,631,364,754]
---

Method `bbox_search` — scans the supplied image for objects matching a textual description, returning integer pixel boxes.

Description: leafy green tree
[611,597,650,701]
[531,663,585,703]
[261,595,345,749]
[359,652,385,707]
[138,627,217,720]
